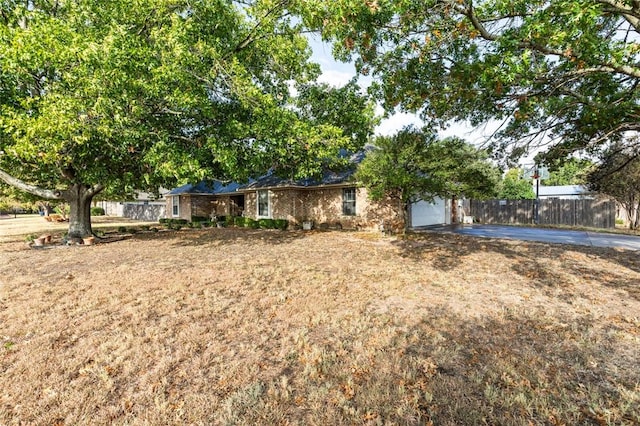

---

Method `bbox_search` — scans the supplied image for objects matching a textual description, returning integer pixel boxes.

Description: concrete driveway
[416,224,640,251]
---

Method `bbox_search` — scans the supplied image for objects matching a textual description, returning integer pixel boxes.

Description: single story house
[165,153,453,231]
[238,166,403,231]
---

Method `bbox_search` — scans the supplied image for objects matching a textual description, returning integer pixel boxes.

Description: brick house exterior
[241,185,402,231]
[164,152,405,230]
[165,181,245,221]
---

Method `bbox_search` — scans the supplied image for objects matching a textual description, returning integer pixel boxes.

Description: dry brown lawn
[0,215,159,243]
[0,226,639,425]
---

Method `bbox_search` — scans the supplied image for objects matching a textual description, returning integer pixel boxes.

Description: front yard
[0,227,638,425]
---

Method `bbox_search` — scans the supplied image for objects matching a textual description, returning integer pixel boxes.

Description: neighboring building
[95,189,169,221]
[535,185,591,199]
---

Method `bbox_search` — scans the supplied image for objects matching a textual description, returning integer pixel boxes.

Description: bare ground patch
[0,228,638,425]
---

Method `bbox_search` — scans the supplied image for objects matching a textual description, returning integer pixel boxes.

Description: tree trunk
[632,201,640,230]
[64,184,95,239]
[0,168,104,238]
[451,195,458,224]
[401,200,409,235]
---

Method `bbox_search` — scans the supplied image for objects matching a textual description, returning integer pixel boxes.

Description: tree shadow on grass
[133,227,312,248]
[221,307,639,425]
[386,309,640,425]
[392,231,640,301]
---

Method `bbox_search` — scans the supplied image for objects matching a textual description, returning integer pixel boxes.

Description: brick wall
[243,187,403,231]
[165,195,215,220]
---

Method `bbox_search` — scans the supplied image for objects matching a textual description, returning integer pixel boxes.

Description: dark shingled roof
[241,151,367,190]
[167,150,371,195]
[167,180,245,196]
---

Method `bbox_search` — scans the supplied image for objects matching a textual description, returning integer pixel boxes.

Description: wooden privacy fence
[465,198,616,229]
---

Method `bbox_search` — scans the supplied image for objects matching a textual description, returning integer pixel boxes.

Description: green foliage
[274,219,288,230]
[292,1,640,163]
[0,0,367,237]
[587,144,640,229]
[357,127,500,206]
[245,218,260,229]
[258,218,275,229]
[190,216,209,223]
[160,218,188,229]
[0,199,11,214]
[542,159,594,186]
[499,169,536,200]
[295,81,378,150]
[356,129,438,206]
[90,207,105,216]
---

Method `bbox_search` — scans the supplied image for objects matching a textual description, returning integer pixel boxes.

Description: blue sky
[305,35,499,144]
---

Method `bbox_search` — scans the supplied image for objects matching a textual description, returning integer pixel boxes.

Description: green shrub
[117,226,127,233]
[141,225,150,231]
[274,219,288,230]
[159,218,170,224]
[175,219,188,225]
[615,218,624,225]
[234,216,246,227]
[245,218,259,229]
[191,215,209,223]
[201,221,212,228]
[90,207,105,216]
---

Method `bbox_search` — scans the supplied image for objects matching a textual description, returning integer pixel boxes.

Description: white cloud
[317,69,354,87]
[375,112,423,136]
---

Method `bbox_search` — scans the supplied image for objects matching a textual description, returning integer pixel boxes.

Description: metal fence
[465,198,616,229]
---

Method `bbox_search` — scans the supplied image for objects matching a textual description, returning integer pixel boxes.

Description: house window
[342,188,356,216]
[257,190,270,217]
[172,196,180,217]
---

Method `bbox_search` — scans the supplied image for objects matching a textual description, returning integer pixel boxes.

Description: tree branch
[229,0,289,56]
[87,184,105,198]
[595,0,640,31]
[0,168,63,199]
[462,2,640,79]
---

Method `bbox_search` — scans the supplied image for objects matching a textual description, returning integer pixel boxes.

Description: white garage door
[411,198,450,227]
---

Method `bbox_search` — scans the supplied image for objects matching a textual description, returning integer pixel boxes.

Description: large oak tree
[0,0,362,238]
[291,0,640,163]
